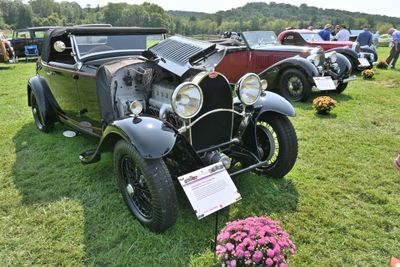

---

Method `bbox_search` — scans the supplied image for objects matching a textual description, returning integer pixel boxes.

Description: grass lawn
[0,48,399,266]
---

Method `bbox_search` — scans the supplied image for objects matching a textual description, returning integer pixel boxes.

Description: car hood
[149,35,226,77]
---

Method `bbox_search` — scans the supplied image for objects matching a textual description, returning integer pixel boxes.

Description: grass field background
[0,48,399,266]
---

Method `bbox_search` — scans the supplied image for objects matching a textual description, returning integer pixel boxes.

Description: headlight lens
[307,54,321,66]
[326,51,337,63]
[171,82,203,119]
[236,73,262,105]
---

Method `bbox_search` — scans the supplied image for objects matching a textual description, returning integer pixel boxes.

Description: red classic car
[213,31,353,102]
[277,29,377,72]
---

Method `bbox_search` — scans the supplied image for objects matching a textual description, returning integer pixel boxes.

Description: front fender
[258,56,319,89]
[335,53,352,79]
[80,116,178,164]
[254,91,296,118]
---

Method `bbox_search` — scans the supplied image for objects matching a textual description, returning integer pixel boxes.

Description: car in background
[11,26,56,58]
[27,26,299,233]
[278,29,377,72]
[348,29,363,42]
[212,31,353,102]
[379,34,393,47]
[0,30,14,62]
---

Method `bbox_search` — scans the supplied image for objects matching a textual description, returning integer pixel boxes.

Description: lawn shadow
[12,122,299,265]
[313,113,337,119]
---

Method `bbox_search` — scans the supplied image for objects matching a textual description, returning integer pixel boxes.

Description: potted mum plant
[376,60,389,69]
[362,69,375,79]
[312,96,337,115]
[216,216,296,267]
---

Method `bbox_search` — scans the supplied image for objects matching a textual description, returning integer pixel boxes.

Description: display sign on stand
[313,76,336,91]
[178,162,242,219]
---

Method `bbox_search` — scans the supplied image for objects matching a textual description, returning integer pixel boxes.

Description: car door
[215,48,250,83]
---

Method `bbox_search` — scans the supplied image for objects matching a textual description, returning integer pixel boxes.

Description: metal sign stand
[213,210,220,255]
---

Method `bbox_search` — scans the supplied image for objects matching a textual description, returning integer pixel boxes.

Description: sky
[74,0,399,18]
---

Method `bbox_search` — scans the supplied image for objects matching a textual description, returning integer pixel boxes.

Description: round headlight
[307,54,320,66]
[129,100,143,116]
[329,51,337,63]
[171,82,203,119]
[236,73,262,105]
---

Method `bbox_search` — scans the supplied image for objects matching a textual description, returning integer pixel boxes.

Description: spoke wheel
[279,69,311,102]
[114,140,177,233]
[254,113,298,179]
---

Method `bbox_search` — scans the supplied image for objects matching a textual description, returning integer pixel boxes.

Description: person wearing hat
[386,28,400,69]
[356,25,373,47]
[319,24,332,41]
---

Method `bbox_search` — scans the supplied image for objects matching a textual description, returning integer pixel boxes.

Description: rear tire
[114,140,178,233]
[254,113,298,178]
[279,69,311,102]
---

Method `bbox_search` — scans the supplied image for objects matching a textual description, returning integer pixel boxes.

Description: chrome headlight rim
[235,73,262,106]
[171,82,204,120]
[307,54,321,66]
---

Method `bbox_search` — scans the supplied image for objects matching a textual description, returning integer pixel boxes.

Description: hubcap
[287,76,303,98]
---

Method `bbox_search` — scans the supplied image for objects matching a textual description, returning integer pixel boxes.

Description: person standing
[335,24,350,41]
[373,31,380,47]
[319,24,332,41]
[386,28,400,69]
[356,25,373,47]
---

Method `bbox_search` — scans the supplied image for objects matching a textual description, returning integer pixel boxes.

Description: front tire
[114,140,178,233]
[254,113,298,178]
[279,69,311,102]
[335,82,348,93]
[30,91,54,133]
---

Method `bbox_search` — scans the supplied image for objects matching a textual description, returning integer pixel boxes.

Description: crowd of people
[316,24,399,69]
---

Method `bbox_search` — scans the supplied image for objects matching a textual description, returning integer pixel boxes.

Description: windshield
[242,31,279,48]
[300,33,324,42]
[74,34,163,58]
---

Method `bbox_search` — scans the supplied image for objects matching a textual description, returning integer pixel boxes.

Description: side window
[16,31,31,39]
[282,34,295,45]
[33,31,46,39]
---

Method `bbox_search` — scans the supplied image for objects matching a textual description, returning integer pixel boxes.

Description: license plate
[358,58,370,67]
[313,76,336,91]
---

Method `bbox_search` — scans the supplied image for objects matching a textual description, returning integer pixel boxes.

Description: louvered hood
[149,36,226,77]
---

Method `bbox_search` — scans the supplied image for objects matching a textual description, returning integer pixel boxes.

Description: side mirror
[53,41,66,53]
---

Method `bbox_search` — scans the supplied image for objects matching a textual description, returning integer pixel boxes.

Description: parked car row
[26,25,380,233]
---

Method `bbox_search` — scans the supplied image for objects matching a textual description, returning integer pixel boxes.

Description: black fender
[327,47,359,72]
[258,56,319,90]
[27,76,59,123]
[335,53,352,80]
[80,116,178,164]
[253,91,296,118]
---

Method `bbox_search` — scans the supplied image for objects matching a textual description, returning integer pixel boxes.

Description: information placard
[178,162,242,219]
[358,58,370,67]
[313,76,336,91]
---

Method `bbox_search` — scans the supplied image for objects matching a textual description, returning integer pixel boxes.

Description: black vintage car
[28,27,298,233]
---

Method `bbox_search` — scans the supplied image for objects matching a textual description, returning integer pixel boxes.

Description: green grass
[0,48,399,266]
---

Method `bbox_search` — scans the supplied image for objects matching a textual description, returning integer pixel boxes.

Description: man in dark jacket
[319,24,332,41]
[356,25,373,46]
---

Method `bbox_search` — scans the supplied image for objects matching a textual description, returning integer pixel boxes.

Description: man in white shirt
[335,25,350,41]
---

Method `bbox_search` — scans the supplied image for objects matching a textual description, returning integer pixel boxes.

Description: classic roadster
[277,29,377,72]
[212,31,354,102]
[28,27,298,233]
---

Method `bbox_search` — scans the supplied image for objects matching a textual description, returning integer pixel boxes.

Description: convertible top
[41,26,167,62]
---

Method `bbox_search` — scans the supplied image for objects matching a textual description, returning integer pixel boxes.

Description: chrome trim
[343,76,357,83]
[178,108,244,134]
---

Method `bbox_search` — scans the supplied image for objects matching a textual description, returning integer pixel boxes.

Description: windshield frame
[70,33,164,61]
[241,31,280,48]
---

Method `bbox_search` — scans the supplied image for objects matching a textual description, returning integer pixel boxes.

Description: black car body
[27,27,298,233]
[11,26,56,57]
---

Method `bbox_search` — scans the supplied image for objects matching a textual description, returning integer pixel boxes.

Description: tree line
[0,0,398,36]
